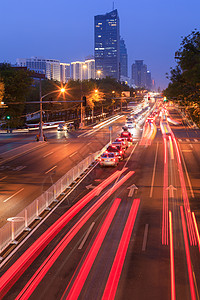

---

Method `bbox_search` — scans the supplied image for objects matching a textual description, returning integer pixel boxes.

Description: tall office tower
[16,57,61,81]
[94,9,120,80]
[60,63,70,83]
[131,60,147,88]
[146,71,152,90]
[120,37,128,77]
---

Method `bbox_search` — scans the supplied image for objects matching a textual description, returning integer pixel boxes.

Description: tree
[164,30,200,125]
[0,64,33,128]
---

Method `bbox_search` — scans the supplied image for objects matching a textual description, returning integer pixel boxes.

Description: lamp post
[39,88,65,141]
[80,64,87,128]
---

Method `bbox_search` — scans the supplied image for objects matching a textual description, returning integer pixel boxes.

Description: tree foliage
[164,30,200,125]
[0,64,33,127]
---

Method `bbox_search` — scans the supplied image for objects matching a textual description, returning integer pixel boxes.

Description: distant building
[131,60,153,90]
[16,57,70,82]
[71,59,95,80]
[94,9,120,80]
[146,71,152,90]
[120,38,128,78]
[60,63,70,83]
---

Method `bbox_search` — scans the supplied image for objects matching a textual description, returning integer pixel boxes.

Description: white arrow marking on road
[128,184,138,197]
[166,185,177,198]
[86,184,96,190]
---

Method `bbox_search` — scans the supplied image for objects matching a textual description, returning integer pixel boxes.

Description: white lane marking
[0,176,7,181]
[178,139,182,142]
[69,151,77,158]
[142,224,149,251]
[186,139,190,142]
[150,142,159,198]
[3,188,24,203]
[87,142,92,146]
[182,150,192,152]
[43,151,54,158]
[180,148,194,198]
[45,165,57,174]
[15,166,26,171]
[78,222,95,250]
[194,139,198,143]
[64,143,70,147]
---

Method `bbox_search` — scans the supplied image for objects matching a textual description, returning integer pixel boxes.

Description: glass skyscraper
[120,38,128,77]
[94,9,120,80]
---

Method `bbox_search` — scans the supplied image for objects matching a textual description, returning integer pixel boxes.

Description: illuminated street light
[39,88,66,141]
[97,70,101,79]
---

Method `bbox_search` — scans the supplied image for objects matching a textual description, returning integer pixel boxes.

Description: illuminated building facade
[94,9,120,80]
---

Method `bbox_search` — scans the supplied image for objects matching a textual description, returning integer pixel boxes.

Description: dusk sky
[1,0,200,89]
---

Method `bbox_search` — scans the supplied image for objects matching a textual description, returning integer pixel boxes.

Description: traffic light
[6,115,11,120]
[163,96,168,102]
[82,96,87,106]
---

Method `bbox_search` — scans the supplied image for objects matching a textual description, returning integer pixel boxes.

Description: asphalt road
[0,106,200,300]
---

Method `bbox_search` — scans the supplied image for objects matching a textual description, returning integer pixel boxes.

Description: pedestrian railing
[0,144,108,255]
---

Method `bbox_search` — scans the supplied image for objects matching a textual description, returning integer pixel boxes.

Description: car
[113,139,127,151]
[57,124,67,131]
[125,120,135,128]
[99,152,119,167]
[115,137,129,149]
[120,131,133,145]
[107,145,124,160]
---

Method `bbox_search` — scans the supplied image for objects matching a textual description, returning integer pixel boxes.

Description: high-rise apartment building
[94,9,120,80]
[120,38,128,78]
[16,57,71,82]
[60,63,70,83]
[71,59,95,81]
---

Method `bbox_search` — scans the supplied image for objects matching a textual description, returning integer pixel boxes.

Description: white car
[57,124,67,131]
[125,120,135,128]
[99,152,119,167]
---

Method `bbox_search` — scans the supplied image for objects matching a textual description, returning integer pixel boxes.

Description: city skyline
[0,0,199,89]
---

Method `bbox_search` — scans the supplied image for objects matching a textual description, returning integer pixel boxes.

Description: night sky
[1,0,199,89]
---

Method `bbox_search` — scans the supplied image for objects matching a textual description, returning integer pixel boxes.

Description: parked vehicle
[99,152,119,167]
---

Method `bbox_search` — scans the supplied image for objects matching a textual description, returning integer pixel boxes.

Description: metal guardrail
[0,145,108,255]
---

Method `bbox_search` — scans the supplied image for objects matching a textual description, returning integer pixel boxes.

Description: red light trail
[102,198,140,300]
[169,210,176,300]
[63,198,121,300]
[180,206,196,300]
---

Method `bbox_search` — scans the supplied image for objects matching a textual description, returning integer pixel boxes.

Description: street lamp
[39,88,65,141]
[97,70,101,79]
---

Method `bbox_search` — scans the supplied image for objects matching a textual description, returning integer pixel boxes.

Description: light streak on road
[102,198,140,300]
[15,171,133,300]
[169,211,176,300]
[192,212,200,251]
[180,206,197,300]
[162,136,168,245]
[171,133,196,246]
[63,198,121,300]
[3,188,24,203]
[0,170,126,299]
[150,142,159,198]
[168,135,174,160]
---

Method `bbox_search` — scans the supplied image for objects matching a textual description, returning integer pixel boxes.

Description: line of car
[99,127,133,167]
